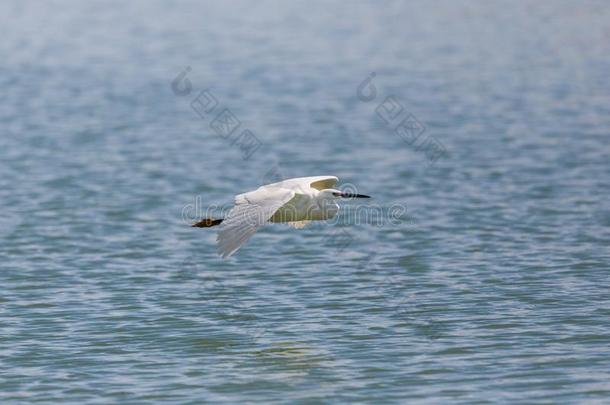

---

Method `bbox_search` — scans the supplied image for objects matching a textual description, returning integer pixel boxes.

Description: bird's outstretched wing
[308,176,338,191]
[217,188,295,258]
[250,176,338,195]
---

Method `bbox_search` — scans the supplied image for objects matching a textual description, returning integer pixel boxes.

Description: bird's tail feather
[192,218,223,228]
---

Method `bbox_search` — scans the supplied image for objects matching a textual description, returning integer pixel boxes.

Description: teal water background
[1,1,610,403]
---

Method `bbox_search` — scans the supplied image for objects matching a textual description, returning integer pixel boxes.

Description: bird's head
[320,188,371,199]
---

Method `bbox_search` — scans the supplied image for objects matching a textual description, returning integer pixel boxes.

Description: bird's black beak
[334,192,371,198]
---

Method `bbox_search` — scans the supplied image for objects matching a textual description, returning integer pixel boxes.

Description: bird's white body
[195,176,369,258]
[239,176,340,224]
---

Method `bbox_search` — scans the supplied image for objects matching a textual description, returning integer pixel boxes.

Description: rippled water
[2,0,610,403]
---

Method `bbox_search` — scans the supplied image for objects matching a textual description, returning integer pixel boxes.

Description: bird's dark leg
[192,218,223,228]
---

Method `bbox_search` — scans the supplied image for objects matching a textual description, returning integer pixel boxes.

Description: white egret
[192,176,370,258]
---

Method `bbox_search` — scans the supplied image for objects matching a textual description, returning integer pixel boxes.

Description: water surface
[1,0,610,403]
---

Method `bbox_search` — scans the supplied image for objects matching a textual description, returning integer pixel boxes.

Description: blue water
[2,1,610,403]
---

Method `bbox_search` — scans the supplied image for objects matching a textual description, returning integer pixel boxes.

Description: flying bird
[192,176,370,258]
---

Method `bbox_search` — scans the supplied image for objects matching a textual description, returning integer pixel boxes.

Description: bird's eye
[332,192,342,197]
